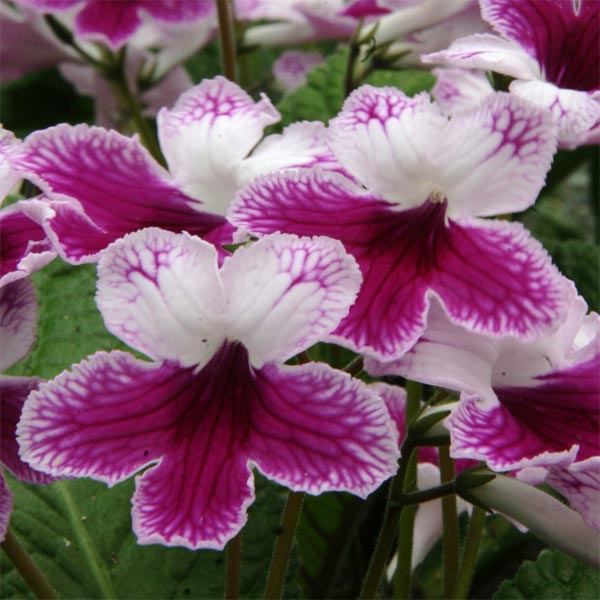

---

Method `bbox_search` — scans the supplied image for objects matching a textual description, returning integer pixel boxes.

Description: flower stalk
[215,0,238,83]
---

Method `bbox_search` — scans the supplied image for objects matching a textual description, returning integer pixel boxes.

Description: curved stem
[215,0,238,82]
[453,506,486,600]
[263,491,304,599]
[226,532,242,599]
[1,528,58,600]
[344,21,364,97]
[439,445,459,599]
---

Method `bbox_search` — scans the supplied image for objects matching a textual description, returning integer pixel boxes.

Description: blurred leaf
[492,548,600,599]
[364,68,434,95]
[0,68,93,139]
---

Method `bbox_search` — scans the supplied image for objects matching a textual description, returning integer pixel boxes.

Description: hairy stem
[439,445,459,599]
[1,528,58,600]
[264,491,305,599]
[453,506,486,600]
[215,0,238,82]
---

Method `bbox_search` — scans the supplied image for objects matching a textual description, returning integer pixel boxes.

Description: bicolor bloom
[230,85,566,360]
[366,289,600,477]
[11,77,340,264]
[0,128,56,287]
[273,50,325,92]
[14,0,214,51]
[18,229,400,550]
[0,279,54,542]
[423,0,600,146]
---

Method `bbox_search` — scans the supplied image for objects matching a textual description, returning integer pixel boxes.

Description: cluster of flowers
[1,0,598,567]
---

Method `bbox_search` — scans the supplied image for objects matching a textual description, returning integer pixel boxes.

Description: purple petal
[231,170,567,358]
[272,50,325,92]
[74,0,214,50]
[481,0,599,91]
[11,124,227,263]
[1,376,53,484]
[97,228,225,367]
[546,457,600,531]
[18,351,196,483]
[0,474,12,542]
[221,232,362,367]
[0,278,36,370]
[0,203,55,285]
[157,77,280,215]
[0,128,21,202]
[248,362,399,497]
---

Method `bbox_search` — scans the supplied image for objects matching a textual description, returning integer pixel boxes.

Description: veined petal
[546,457,600,531]
[0,474,12,542]
[221,232,362,367]
[365,298,499,403]
[510,80,600,140]
[431,67,494,115]
[446,383,590,471]
[1,376,53,484]
[0,127,21,203]
[17,351,195,483]
[10,124,226,262]
[442,92,557,218]
[157,77,280,216]
[327,86,445,208]
[481,0,599,92]
[247,361,399,497]
[0,278,36,370]
[0,203,55,285]
[238,121,346,185]
[74,0,214,50]
[423,33,541,80]
[97,228,225,367]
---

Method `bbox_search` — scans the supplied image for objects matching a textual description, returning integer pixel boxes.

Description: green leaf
[492,548,600,599]
[7,260,128,380]
[2,473,299,599]
[364,68,434,95]
[276,48,349,128]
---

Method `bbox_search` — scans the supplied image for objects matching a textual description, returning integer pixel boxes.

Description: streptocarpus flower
[14,0,214,51]
[0,279,54,541]
[273,50,325,92]
[230,86,566,360]
[423,0,600,145]
[11,77,339,264]
[366,289,600,474]
[18,229,400,549]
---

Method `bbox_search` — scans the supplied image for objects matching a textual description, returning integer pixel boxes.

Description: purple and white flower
[18,229,400,550]
[423,0,600,146]
[366,288,599,475]
[11,77,340,264]
[0,279,54,542]
[230,85,566,360]
[273,50,325,92]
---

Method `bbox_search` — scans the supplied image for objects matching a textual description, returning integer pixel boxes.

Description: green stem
[225,532,242,599]
[263,491,304,599]
[215,0,238,82]
[439,445,459,599]
[343,355,364,376]
[391,481,457,507]
[344,21,364,97]
[453,506,486,600]
[1,528,58,600]
[360,381,422,599]
[56,482,117,599]
[393,381,421,600]
[107,50,165,165]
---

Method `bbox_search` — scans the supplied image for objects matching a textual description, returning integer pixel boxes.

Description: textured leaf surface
[492,548,600,599]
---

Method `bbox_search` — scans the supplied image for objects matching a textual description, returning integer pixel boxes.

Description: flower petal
[546,457,600,531]
[0,127,21,203]
[510,80,600,140]
[1,376,53,483]
[0,278,37,370]
[0,203,55,285]
[18,351,198,483]
[431,67,494,115]
[97,228,225,367]
[247,361,399,497]
[11,124,226,263]
[231,170,567,358]
[481,0,599,91]
[221,232,362,367]
[157,77,280,215]
[423,33,541,80]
